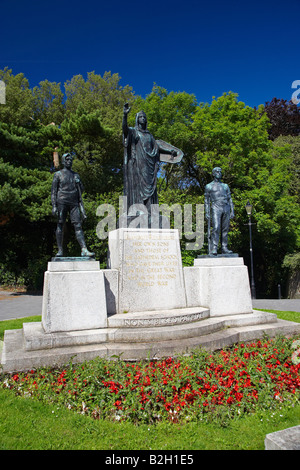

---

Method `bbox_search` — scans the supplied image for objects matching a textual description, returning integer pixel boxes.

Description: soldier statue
[204,167,234,256]
[51,152,94,258]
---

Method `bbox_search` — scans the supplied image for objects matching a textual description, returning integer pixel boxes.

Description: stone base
[184,257,252,316]
[2,307,300,372]
[42,260,107,333]
[2,233,300,373]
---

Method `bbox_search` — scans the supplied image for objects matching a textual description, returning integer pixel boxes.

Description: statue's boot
[210,243,218,256]
[55,227,64,257]
[222,246,233,254]
[81,247,95,258]
[74,225,95,258]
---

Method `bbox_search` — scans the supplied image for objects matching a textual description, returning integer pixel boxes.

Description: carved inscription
[124,237,180,288]
[124,311,206,327]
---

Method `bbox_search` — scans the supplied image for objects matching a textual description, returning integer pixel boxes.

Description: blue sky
[1,0,299,108]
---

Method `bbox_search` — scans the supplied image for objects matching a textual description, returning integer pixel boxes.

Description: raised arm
[122,103,130,139]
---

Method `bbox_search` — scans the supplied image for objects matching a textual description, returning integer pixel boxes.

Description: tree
[183,92,272,193]
[264,97,300,140]
[32,79,65,125]
[0,68,34,126]
[64,71,135,129]
[273,135,300,202]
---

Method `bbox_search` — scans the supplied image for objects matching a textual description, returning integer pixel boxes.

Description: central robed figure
[122,103,183,220]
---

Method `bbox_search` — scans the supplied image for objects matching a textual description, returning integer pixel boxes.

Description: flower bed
[1,335,300,426]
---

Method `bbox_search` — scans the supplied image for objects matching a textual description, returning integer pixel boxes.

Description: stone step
[108,317,225,343]
[22,310,279,351]
[2,317,300,372]
[107,319,300,360]
[22,317,224,351]
[107,311,278,343]
[107,306,210,328]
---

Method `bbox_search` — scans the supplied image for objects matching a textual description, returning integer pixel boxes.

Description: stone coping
[194,257,244,267]
[47,260,100,272]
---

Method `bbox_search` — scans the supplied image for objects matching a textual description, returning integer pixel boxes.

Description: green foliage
[0,67,34,126]
[274,135,300,202]
[32,79,65,125]
[264,97,300,140]
[283,253,300,274]
[187,92,272,192]
[64,71,135,129]
[59,106,123,195]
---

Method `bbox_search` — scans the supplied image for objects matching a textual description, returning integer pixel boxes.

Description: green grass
[0,316,41,341]
[1,386,299,450]
[254,309,300,323]
[1,310,300,450]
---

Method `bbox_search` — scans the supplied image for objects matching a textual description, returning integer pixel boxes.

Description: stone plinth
[108,228,187,313]
[265,425,300,450]
[42,260,107,333]
[184,257,252,316]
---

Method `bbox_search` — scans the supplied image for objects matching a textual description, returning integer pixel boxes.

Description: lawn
[0,310,300,451]
[1,386,299,451]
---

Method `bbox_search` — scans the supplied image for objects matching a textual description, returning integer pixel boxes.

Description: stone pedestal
[42,260,107,333]
[108,228,187,313]
[184,257,252,316]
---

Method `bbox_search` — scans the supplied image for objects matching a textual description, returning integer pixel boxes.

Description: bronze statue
[51,153,94,258]
[204,167,234,255]
[122,103,183,223]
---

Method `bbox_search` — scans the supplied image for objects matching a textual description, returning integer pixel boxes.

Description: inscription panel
[123,237,181,289]
[108,229,187,313]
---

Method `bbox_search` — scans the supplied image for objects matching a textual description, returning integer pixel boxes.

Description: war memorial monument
[1,105,300,373]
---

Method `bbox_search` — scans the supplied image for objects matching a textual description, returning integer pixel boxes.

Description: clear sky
[1,0,299,108]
